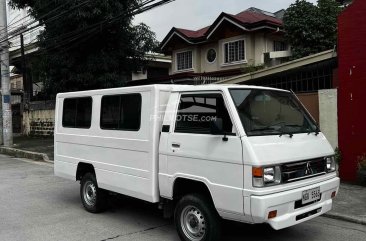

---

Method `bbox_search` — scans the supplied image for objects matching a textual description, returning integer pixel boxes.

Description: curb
[323,212,366,226]
[0,147,52,163]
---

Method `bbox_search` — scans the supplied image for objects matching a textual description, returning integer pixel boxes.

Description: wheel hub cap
[83,181,97,206]
[181,206,206,241]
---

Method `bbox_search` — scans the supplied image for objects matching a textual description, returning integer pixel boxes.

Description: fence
[22,100,55,136]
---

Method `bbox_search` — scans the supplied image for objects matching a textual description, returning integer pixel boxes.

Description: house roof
[161,7,284,51]
[175,26,210,39]
[231,9,283,26]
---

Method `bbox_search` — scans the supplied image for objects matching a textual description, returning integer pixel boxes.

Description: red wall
[338,0,366,181]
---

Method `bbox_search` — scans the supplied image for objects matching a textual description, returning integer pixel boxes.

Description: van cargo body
[55,84,339,241]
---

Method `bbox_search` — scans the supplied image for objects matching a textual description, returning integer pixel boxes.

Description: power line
[4,0,175,60]
[22,0,173,53]
[0,0,76,35]
[0,0,90,43]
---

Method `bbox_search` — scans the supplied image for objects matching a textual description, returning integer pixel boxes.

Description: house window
[207,49,217,63]
[100,94,141,131]
[273,41,288,52]
[62,97,92,129]
[224,39,245,64]
[176,51,193,71]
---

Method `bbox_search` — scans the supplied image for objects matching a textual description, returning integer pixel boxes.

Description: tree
[9,0,159,98]
[283,0,342,59]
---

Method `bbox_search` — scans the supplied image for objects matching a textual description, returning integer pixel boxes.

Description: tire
[174,194,221,241]
[80,172,108,213]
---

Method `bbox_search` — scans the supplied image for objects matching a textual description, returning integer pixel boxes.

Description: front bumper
[250,177,340,230]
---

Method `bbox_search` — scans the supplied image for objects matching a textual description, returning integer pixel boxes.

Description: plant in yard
[283,0,343,59]
[334,147,342,164]
[357,153,366,186]
[357,154,366,171]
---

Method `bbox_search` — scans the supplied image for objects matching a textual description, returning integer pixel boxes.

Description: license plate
[302,187,321,205]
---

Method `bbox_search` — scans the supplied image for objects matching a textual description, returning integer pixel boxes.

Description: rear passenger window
[100,94,141,131]
[62,97,92,128]
[175,93,233,134]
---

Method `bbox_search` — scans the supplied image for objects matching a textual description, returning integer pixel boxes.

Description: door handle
[172,143,180,148]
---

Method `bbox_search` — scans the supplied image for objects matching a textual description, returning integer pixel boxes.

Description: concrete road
[0,155,365,241]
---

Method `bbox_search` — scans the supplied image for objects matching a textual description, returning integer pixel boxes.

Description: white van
[54,84,339,241]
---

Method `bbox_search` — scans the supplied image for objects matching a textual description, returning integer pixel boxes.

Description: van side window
[100,94,141,131]
[62,97,92,129]
[175,93,233,134]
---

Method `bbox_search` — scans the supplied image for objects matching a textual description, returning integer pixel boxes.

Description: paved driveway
[0,155,365,241]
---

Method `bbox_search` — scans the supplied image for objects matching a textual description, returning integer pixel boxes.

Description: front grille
[281,158,326,183]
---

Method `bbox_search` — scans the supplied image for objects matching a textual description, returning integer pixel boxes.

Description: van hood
[242,133,334,166]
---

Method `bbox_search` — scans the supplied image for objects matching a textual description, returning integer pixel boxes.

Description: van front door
[166,92,244,217]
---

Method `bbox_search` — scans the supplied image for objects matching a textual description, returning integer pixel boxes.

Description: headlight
[253,166,281,187]
[325,156,336,173]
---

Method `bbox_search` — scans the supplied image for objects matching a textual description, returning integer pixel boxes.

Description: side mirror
[210,118,229,141]
[210,118,224,135]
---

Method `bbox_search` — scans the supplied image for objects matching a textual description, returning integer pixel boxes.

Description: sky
[134,0,318,41]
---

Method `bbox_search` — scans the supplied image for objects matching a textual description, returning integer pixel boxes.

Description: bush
[357,154,366,171]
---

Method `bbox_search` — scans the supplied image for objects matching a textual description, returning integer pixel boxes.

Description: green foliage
[357,154,366,171]
[283,0,342,59]
[9,0,159,98]
[334,147,342,164]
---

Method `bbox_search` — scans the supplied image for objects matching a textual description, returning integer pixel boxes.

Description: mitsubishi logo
[305,162,313,175]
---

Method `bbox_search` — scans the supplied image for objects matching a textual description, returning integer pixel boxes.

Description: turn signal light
[268,210,277,219]
[252,167,264,177]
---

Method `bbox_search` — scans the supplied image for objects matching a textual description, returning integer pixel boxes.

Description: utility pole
[0,0,13,147]
[20,34,29,101]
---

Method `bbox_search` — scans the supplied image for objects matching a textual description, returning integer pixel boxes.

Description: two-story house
[160,7,291,84]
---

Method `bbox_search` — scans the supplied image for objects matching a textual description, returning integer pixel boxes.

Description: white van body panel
[55,85,173,203]
[244,133,334,166]
[158,89,245,220]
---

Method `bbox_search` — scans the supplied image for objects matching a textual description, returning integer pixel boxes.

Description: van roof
[170,84,288,93]
[56,84,289,98]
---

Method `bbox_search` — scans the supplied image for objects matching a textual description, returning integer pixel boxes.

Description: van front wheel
[80,173,107,213]
[175,194,221,241]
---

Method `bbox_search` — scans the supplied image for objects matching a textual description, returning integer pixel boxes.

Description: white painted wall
[319,89,338,149]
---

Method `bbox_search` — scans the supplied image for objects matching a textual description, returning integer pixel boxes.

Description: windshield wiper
[308,126,320,136]
[279,130,293,138]
[278,124,297,138]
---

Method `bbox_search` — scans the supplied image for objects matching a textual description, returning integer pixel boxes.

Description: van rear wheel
[80,173,108,213]
[175,194,221,241]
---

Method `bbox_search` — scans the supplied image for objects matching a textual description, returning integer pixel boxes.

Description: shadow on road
[103,193,296,241]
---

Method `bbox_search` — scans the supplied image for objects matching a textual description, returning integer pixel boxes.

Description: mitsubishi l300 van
[54,84,339,241]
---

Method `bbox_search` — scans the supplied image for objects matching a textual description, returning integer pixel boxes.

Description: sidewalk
[0,136,53,161]
[324,183,366,225]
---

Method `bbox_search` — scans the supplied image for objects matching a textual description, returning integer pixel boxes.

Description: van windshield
[229,89,318,136]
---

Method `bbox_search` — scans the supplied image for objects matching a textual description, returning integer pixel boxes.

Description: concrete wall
[319,89,338,149]
[297,90,338,150]
[22,101,55,136]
